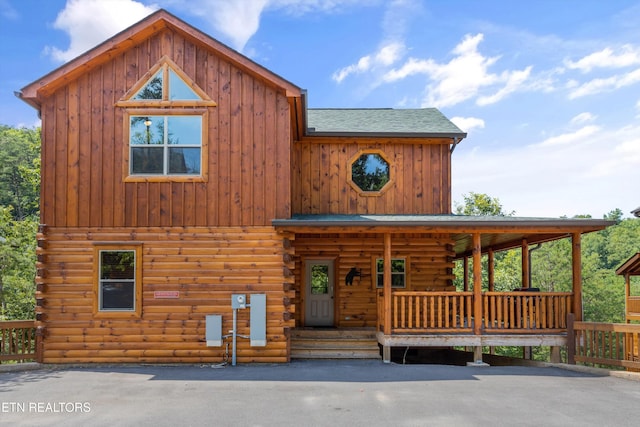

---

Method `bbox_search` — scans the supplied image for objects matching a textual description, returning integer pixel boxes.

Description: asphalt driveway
[1,361,639,426]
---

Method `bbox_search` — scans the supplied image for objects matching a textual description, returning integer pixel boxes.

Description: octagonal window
[351,152,390,193]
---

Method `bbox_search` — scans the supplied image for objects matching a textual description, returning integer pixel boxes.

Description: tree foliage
[0,206,37,319]
[0,125,40,220]
[454,192,514,216]
[453,193,639,361]
[0,125,40,319]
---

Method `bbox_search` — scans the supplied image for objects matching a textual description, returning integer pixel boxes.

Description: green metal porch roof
[272,214,614,257]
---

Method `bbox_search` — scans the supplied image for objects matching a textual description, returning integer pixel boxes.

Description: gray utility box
[205,294,267,347]
[250,294,266,347]
[205,314,222,347]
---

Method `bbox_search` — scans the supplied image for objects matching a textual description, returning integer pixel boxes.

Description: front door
[305,260,334,326]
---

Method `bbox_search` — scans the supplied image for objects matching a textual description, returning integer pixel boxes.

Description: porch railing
[0,320,38,363]
[483,292,573,333]
[391,291,473,333]
[379,290,574,334]
[568,316,640,371]
[627,296,640,320]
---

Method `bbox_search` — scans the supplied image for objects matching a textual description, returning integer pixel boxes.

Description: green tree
[0,125,41,220]
[453,193,515,290]
[0,206,37,319]
[0,125,40,319]
[454,192,514,216]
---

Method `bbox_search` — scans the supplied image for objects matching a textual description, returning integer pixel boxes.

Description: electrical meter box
[231,294,246,309]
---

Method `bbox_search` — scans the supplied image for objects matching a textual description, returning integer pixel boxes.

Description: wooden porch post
[521,239,529,289]
[383,233,392,363]
[471,233,483,363]
[625,273,630,324]
[572,233,583,321]
[488,249,495,292]
[472,233,482,336]
[463,256,469,292]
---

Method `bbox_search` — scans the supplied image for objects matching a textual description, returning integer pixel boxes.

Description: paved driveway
[1,361,639,426]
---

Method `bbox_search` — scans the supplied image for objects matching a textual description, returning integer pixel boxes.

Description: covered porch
[273,214,613,363]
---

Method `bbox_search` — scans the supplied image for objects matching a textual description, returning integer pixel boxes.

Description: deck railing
[568,316,640,370]
[627,297,640,320]
[0,320,38,363]
[391,291,473,333]
[379,290,574,334]
[483,292,573,333]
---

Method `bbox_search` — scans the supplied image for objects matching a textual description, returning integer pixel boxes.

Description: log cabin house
[19,10,613,364]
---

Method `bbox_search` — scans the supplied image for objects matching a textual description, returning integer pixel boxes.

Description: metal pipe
[232,308,237,366]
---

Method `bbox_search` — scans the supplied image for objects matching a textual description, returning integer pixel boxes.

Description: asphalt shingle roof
[306,108,466,137]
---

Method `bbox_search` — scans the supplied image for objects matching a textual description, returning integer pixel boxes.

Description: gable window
[94,245,142,317]
[118,56,215,182]
[375,258,406,288]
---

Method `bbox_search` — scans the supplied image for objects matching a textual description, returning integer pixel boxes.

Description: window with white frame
[375,258,406,288]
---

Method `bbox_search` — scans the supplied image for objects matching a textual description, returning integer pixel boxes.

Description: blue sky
[1,0,639,218]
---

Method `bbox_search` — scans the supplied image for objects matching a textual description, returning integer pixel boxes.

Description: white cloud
[450,116,485,134]
[45,0,374,59]
[331,0,413,83]
[46,0,157,63]
[477,66,532,106]
[178,0,268,52]
[568,67,640,98]
[0,0,18,20]
[333,42,403,83]
[383,33,531,108]
[564,45,640,73]
[570,112,597,125]
[453,124,640,218]
[534,125,601,148]
[168,0,377,52]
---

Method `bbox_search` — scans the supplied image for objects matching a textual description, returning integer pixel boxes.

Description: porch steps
[290,328,381,360]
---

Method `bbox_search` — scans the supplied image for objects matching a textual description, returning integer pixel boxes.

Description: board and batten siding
[35,227,295,363]
[291,137,452,215]
[292,233,455,327]
[39,27,291,229]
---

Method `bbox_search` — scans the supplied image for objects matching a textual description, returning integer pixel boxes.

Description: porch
[376,290,572,363]
[273,214,614,363]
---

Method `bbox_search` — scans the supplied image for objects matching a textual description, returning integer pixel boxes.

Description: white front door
[305,260,334,326]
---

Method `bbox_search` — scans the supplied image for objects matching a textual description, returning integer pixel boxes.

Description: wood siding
[39,28,291,229]
[292,137,452,215]
[35,227,295,363]
[291,233,455,328]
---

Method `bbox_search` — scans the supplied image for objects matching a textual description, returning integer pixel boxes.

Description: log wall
[292,233,455,327]
[35,227,295,363]
[291,138,452,215]
[39,27,291,229]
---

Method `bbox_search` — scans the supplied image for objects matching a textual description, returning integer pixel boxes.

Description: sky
[1,0,639,219]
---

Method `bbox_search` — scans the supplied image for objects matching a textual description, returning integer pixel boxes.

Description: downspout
[450,136,462,154]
